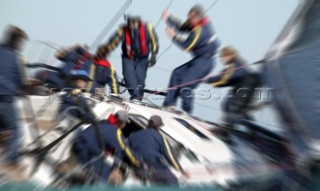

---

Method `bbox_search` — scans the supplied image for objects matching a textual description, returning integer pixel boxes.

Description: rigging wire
[143,63,253,99]
[156,0,219,61]
[154,0,174,29]
[90,0,133,52]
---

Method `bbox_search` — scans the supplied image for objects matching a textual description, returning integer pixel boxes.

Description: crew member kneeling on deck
[35,45,92,91]
[72,110,145,184]
[56,46,119,96]
[204,46,261,130]
[59,70,97,123]
[90,58,119,98]
[129,115,188,185]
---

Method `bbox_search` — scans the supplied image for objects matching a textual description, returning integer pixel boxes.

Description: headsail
[264,0,320,157]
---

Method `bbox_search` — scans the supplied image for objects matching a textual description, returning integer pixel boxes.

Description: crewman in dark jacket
[96,15,159,101]
[58,47,119,95]
[129,115,188,185]
[36,46,119,96]
[59,70,96,123]
[35,46,92,90]
[205,46,261,126]
[162,4,220,113]
[72,110,144,183]
[0,26,29,170]
[88,59,119,96]
[56,46,92,77]
[56,47,120,95]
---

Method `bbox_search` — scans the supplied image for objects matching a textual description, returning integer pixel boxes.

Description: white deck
[9,95,277,188]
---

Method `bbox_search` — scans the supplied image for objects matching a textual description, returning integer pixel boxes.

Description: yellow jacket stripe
[162,134,182,172]
[110,66,118,94]
[86,64,96,91]
[185,27,202,52]
[211,65,235,86]
[117,129,140,167]
[108,28,123,51]
[148,24,157,53]
[71,88,82,95]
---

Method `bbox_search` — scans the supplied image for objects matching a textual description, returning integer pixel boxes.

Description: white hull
[10,94,279,188]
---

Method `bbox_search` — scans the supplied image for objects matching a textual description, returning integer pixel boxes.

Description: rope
[154,0,174,29]
[34,40,61,50]
[90,0,132,52]
[143,63,254,99]
[156,44,174,60]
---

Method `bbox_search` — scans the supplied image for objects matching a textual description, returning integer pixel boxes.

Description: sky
[0,0,299,131]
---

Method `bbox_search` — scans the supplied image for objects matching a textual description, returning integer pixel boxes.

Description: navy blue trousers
[122,57,149,100]
[163,56,215,113]
[0,98,21,163]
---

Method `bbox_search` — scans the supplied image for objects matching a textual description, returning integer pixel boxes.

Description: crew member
[162,4,220,113]
[96,15,159,101]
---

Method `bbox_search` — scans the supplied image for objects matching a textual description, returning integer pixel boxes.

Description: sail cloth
[264,0,320,156]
